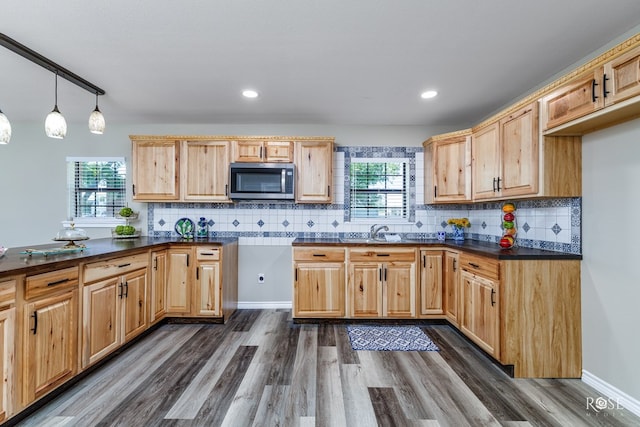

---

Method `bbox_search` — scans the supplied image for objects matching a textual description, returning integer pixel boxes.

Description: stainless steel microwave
[229,162,295,200]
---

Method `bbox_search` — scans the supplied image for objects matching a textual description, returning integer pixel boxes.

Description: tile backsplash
[148,146,581,254]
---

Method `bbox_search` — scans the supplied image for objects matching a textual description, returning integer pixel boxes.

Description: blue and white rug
[346,325,440,351]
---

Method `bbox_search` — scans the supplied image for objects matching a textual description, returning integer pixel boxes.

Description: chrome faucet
[370,224,389,241]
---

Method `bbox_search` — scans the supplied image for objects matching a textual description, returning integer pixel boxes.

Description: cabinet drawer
[196,247,220,261]
[0,278,16,308]
[84,252,148,284]
[294,247,345,262]
[459,253,500,281]
[348,248,416,263]
[26,267,79,300]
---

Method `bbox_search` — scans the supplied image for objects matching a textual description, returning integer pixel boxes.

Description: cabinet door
[150,250,167,323]
[194,262,221,316]
[183,140,230,201]
[295,140,333,203]
[349,263,382,317]
[233,140,263,162]
[0,308,14,422]
[23,290,78,404]
[541,69,604,130]
[264,141,294,162]
[166,249,192,313]
[500,103,539,197]
[433,136,471,202]
[460,271,500,358]
[122,269,147,342]
[385,262,416,318]
[443,252,459,325]
[604,45,640,106]
[131,140,180,201]
[294,262,345,317]
[420,251,443,315]
[472,123,501,201]
[83,277,119,367]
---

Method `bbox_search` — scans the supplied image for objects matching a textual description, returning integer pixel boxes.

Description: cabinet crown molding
[129,135,335,142]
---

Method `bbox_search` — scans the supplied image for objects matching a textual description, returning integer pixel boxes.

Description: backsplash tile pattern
[147,146,581,254]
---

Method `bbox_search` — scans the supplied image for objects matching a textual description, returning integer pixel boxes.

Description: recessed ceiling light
[420,90,438,99]
[242,90,259,98]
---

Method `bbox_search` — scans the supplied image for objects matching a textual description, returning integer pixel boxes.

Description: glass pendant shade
[45,105,67,139]
[88,93,105,134]
[0,109,11,144]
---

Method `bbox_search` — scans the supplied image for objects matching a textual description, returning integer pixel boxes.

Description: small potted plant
[447,217,470,242]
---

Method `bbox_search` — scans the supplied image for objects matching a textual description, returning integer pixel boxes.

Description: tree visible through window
[350,159,407,220]
[68,158,126,218]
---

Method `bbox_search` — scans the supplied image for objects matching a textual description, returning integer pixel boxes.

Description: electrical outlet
[258,273,265,284]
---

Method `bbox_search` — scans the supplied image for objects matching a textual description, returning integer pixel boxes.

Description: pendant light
[88,91,105,134]
[0,108,10,144]
[45,70,67,139]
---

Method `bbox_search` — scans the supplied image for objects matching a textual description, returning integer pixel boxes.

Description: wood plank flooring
[13,309,640,427]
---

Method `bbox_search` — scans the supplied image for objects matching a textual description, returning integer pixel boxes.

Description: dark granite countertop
[292,237,582,261]
[0,237,238,277]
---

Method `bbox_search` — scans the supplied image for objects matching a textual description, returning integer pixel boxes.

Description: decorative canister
[196,217,209,239]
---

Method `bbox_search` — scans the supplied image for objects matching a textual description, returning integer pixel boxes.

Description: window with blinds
[349,159,408,220]
[67,157,126,218]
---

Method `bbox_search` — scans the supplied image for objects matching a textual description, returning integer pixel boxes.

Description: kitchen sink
[339,237,416,244]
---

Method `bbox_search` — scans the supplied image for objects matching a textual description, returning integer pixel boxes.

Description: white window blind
[67,157,126,220]
[350,158,408,220]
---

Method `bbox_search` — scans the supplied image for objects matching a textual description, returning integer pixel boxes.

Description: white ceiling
[1,1,640,128]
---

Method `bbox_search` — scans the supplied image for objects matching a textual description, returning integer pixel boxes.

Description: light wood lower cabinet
[194,247,221,317]
[166,248,193,314]
[22,267,79,405]
[293,248,345,318]
[348,248,416,318]
[0,278,16,422]
[82,257,148,367]
[419,250,443,315]
[443,251,460,326]
[150,250,167,324]
[460,270,500,359]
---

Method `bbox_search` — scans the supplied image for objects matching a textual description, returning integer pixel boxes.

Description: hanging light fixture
[88,91,105,134]
[45,70,67,139]
[0,108,10,144]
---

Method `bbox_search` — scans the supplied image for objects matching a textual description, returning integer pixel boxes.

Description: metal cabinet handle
[186,254,190,267]
[312,253,326,257]
[117,263,131,268]
[603,74,609,98]
[468,262,480,269]
[132,184,136,196]
[154,258,158,270]
[453,258,457,272]
[376,254,390,257]
[47,278,70,287]
[591,79,599,102]
[496,177,501,191]
[493,177,497,192]
[124,281,129,298]
[196,267,199,280]
[31,311,38,335]
[491,289,496,306]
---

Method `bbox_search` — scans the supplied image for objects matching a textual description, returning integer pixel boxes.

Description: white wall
[0,121,446,248]
[582,117,640,403]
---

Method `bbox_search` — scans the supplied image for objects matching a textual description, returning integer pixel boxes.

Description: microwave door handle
[281,168,286,193]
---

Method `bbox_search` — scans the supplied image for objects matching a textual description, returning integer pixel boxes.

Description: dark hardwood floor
[14,309,640,426]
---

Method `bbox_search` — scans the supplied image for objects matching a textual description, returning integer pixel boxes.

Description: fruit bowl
[112,225,140,239]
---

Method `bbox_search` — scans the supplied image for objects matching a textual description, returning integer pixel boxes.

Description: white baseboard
[582,370,640,417]
[237,301,292,310]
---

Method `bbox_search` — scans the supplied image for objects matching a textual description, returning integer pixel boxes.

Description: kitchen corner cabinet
[443,251,460,326]
[81,253,148,367]
[150,250,167,324]
[419,250,443,315]
[233,140,293,163]
[295,139,334,203]
[131,139,180,201]
[423,131,472,204]
[182,140,230,201]
[0,279,16,422]
[22,267,79,405]
[293,247,345,318]
[349,248,416,318]
[166,248,193,314]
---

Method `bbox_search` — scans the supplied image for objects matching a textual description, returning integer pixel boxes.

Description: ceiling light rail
[0,32,107,142]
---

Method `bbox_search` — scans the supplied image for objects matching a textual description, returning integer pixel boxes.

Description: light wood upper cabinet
[182,140,230,201]
[295,139,334,203]
[424,131,472,203]
[500,103,539,197]
[233,140,293,163]
[293,247,345,318]
[603,44,640,106]
[131,139,180,201]
[471,122,501,201]
[419,250,443,315]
